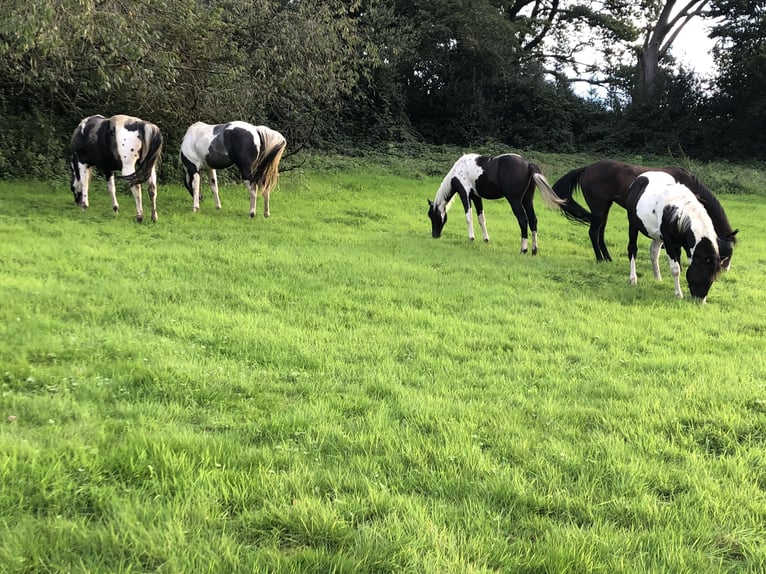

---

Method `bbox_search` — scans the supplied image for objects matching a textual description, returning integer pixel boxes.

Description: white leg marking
[131,183,144,223]
[650,239,663,280]
[192,173,201,212]
[263,187,270,218]
[477,212,489,242]
[79,164,91,209]
[147,167,158,222]
[668,257,683,298]
[531,231,538,255]
[465,207,475,240]
[520,237,528,254]
[210,170,221,210]
[629,255,638,285]
[248,181,258,218]
[107,174,118,213]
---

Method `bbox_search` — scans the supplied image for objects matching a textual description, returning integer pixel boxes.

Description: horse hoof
[470,237,475,241]
[520,249,528,255]
[113,206,119,213]
[264,213,270,219]
[249,213,255,219]
[136,216,144,224]
[532,248,538,255]
[484,238,489,243]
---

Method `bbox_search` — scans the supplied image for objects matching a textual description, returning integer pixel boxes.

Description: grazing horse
[427,153,564,254]
[627,171,725,302]
[70,115,163,223]
[180,121,286,218]
[553,159,738,266]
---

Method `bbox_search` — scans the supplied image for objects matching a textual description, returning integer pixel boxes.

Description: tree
[634,0,710,100]
[707,0,766,157]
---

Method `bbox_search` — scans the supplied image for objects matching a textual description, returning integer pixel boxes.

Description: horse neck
[676,197,718,254]
[433,175,456,213]
[680,175,735,237]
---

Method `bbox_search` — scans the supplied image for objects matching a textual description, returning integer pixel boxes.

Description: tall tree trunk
[634,0,710,102]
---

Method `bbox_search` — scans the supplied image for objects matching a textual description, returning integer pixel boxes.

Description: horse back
[475,154,529,199]
[71,115,121,174]
[580,159,646,208]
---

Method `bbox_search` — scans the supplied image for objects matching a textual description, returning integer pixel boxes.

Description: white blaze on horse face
[116,126,142,177]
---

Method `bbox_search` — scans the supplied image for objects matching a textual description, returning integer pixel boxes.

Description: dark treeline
[1,0,764,180]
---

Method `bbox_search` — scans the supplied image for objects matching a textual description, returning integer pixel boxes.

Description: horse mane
[253,126,286,191]
[669,184,719,250]
[672,169,738,243]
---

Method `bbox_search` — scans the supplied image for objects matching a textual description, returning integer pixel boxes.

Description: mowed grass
[1,153,766,573]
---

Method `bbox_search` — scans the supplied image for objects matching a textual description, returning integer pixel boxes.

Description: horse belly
[635,194,663,239]
[474,174,503,200]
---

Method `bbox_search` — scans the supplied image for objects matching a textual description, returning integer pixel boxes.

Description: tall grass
[1,152,766,573]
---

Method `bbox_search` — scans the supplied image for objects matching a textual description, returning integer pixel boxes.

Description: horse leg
[522,183,539,254]
[79,166,92,210]
[628,224,640,285]
[473,196,488,241]
[147,167,158,222]
[650,239,663,280]
[192,172,202,212]
[106,173,119,214]
[665,244,684,298]
[668,256,683,298]
[130,183,144,223]
[210,169,222,210]
[248,181,258,218]
[508,198,529,254]
[598,206,613,261]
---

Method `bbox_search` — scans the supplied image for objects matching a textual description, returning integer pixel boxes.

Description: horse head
[718,229,739,271]
[687,237,721,301]
[427,199,446,238]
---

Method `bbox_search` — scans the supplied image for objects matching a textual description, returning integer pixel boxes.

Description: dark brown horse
[553,159,738,266]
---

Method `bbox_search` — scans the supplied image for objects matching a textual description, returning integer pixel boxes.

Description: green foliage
[1,154,766,571]
[708,0,766,158]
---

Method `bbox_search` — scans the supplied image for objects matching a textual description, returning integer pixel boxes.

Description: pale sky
[671,16,716,76]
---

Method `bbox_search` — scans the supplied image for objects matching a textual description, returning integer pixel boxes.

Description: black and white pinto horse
[428,153,564,254]
[627,171,725,302]
[180,121,286,218]
[70,114,163,222]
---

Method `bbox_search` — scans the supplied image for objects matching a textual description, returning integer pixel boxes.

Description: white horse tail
[254,127,286,192]
[530,163,566,208]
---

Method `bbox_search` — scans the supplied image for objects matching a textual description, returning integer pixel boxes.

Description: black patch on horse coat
[71,116,121,180]
[204,123,234,170]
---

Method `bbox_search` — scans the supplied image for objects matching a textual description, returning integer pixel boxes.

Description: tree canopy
[0,0,763,179]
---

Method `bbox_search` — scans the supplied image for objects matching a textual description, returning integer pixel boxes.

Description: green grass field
[2,151,766,573]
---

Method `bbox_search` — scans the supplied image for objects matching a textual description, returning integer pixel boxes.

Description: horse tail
[551,166,592,224]
[253,128,286,192]
[126,122,163,186]
[529,163,566,208]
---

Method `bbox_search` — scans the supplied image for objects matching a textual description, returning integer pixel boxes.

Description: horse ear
[427,199,433,206]
[731,229,739,238]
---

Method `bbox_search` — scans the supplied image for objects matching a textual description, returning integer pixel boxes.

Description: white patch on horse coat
[434,154,484,217]
[113,116,143,177]
[180,122,221,170]
[634,171,676,237]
